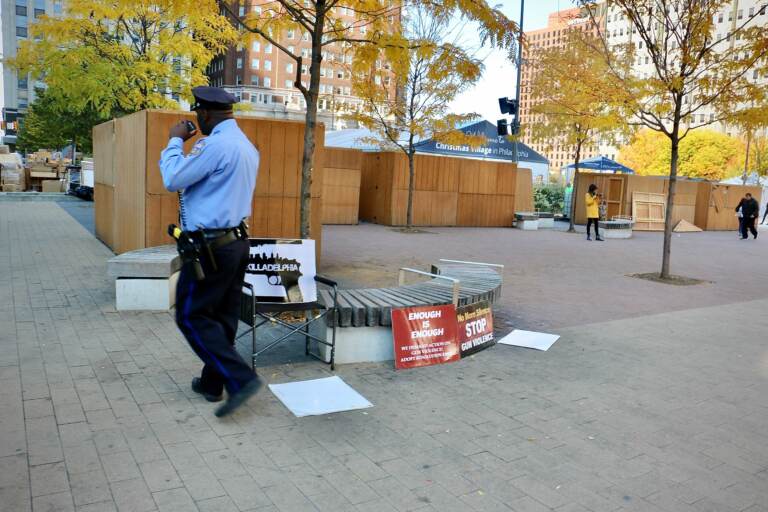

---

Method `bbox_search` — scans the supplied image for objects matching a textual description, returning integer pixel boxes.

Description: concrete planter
[599,219,633,239]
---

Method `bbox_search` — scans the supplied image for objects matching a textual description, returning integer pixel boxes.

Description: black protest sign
[457,301,495,357]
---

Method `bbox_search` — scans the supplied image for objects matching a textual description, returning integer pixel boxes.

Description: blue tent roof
[414,120,549,164]
[563,156,634,173]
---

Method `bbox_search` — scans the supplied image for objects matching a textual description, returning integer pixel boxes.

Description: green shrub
[534,184,565,213]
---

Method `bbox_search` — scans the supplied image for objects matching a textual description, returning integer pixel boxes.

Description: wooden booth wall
[574,173,702,230]
[359,152,532,227]
[94,110,323,255]
[694,182,762,231]
[573,172,761,230]
[321,147,361,225]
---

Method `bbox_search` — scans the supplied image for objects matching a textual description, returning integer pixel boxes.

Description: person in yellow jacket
[585,184,604,241]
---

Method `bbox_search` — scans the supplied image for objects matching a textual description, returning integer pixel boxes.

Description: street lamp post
[513,0,525,169]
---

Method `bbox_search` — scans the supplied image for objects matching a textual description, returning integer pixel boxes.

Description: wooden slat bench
[312,259,504,364]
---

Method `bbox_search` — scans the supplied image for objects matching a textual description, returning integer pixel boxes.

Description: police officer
[159,86,261,417]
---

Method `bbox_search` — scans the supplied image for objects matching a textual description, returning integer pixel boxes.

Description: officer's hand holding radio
[169,120,197,141]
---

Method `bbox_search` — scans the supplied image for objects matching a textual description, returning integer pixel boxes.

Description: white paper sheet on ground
[497,329,560,351]
[268,376,374,417]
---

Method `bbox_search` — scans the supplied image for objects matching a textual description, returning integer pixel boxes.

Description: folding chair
[236,239,339,370]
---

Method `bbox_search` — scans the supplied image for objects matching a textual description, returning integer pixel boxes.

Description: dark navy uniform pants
[175,238,255,396]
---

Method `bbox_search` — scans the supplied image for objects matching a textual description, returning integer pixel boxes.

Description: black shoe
[596,236,604,241]
[586,236,592,241]
[191,377,223,403]
[754,232,758,239]
[215,377,262,417]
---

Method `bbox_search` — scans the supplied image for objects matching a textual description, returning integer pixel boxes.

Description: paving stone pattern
[1,202,768,511]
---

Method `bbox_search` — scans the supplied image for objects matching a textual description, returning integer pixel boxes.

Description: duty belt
[201,223,248,250]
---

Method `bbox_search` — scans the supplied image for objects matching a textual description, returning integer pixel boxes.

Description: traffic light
[498,97,518,116]
[497,119,508,136]
[497,119,520,136]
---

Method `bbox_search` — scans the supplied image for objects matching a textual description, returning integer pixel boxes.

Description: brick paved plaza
[1,200,767,512]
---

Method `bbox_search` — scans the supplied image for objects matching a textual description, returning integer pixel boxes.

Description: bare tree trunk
[298,7,325,239]
[661,128,680,279]
[567,140,582,233]
[406,151,415,228]
[742,131,751,185]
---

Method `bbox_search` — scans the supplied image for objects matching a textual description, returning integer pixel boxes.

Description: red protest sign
[391,305,460,370]
[457,300,495,357]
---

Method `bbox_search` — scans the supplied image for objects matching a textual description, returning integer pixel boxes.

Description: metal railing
[398,268,461,305]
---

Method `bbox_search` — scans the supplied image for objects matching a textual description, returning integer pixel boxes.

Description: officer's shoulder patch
[190,138,206,156]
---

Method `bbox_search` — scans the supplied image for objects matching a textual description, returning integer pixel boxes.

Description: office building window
[239,5,245,16]
[251,59,259,69]
[287,29,295,39]
[264,60,271,70]
[18,76,29,89]
[265,43,272,54]
[263,77,271,87]
[236,58,243,69]
[738,9,743,19]
[251,75,259,85]
[285,80,292,88]
[54,1,63,14]
[17,26,28,37]
[286,63,293,73]
[236,75,242,85]
[252,41,260,51]
[16,5,27,16]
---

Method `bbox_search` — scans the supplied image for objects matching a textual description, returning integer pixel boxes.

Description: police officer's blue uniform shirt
[159,119,259,231]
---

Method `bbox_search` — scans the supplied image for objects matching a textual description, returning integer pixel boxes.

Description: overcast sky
[449,0,570,123]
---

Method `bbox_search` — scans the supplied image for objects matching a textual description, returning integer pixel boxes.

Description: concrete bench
[599,219,633,239]
[536,212,555,229]
[514,212,539,230]
[311,260,504,364]
[107,245,181,310]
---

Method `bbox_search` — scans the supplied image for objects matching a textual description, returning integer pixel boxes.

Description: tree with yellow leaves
[343,8,485,228]
[11,0,237,116]
[219,0,517,238]
[618,129,743,181]
[578,0,768,279]
[526,29,625,232]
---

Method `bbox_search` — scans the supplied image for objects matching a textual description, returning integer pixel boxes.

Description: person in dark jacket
[737,193,759,239]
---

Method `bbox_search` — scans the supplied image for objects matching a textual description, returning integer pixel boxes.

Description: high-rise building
[1,0,64,145]
[209,1,385,130]
[604,0,768,139]
[520,1,768,178]
[518,7,604,175]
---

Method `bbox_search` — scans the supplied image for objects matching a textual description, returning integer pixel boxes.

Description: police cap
[191,86,237,111]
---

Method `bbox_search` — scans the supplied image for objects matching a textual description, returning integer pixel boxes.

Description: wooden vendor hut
[321,147,361,225]
[573,172,761,231]
[93,110,323,254]
[355,120,539,227]
[695,182,763,231]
